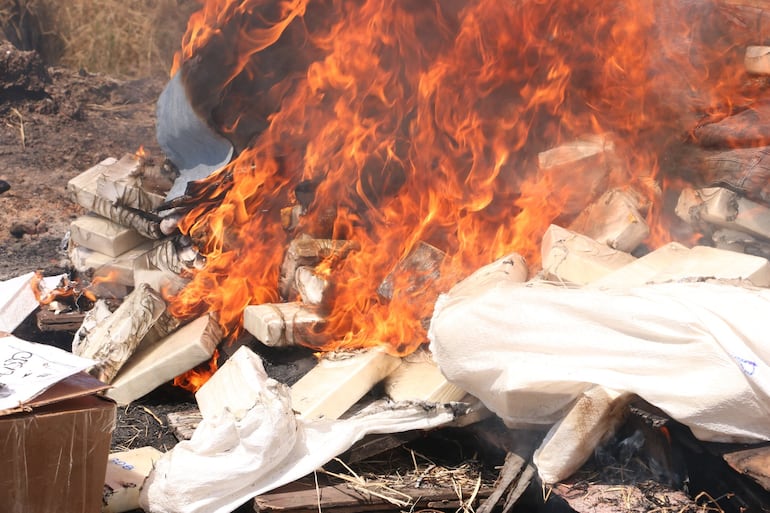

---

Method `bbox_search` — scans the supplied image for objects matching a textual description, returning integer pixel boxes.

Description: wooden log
[568,188,649,253]
[166,409,202,441]
[377,241,446,301]
[533,386,632,484]
[290,349,401,421]
[540,224,635,285]
[477,453,534,513]
[105,314,222,405]
[67,158,164,239]
[243,302,325,347]
[73,283,167,384]
[383,346,465,404]
[95,154,170,212]
[69,214,149,258]
[279,237,358,300]
[103,446,163,513]
[537,134,617,216]
[68,240,154,287]
[676,186,770,241]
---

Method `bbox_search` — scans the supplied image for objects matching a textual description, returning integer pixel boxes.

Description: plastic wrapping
[141,347,458,513]
[429,279,770,482]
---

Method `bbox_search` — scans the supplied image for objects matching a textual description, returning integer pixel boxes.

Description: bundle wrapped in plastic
[428,277,770,482]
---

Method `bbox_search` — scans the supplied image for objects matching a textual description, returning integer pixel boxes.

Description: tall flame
[168,0,758,355]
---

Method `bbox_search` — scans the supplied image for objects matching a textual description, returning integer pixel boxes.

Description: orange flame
[167,0,759,355]
[173,349,220,393]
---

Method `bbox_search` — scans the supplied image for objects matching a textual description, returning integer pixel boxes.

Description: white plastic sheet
[141,348,457,513]
[428,279,770,480]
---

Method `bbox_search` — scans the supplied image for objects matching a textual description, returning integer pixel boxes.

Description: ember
[164,0,760,356]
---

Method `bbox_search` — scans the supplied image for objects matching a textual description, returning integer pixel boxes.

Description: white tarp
[141,347,458,513]
[428,279,770,481]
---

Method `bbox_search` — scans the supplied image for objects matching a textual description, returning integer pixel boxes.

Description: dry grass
[0,0,198,78]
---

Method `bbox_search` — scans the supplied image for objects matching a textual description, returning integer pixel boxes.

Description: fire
[31,270,97,311]
[167,0,759,355]
[174,349,220,392]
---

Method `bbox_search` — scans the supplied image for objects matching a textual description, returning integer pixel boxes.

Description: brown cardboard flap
[0,371,110,417]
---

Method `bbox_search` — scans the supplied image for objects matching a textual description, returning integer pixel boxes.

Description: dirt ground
[0,38,193,449]
[0,39,165,281]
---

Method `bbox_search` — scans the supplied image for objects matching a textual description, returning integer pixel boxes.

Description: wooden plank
[723,444,770,491]
[541,224,635,285]
[568,188,649,253]
[166,409,202,441]
[255,479,493,513]
[476,452,527,513]
[69,214,149,257]
[36,309,86,332]
[290,349,401,421]
[105,314,222,405]
[243,302,324,347]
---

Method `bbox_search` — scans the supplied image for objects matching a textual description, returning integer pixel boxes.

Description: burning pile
[38,0,770,511]
[161,0,757,355]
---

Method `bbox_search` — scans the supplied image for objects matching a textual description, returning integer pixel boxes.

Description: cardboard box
[0,373,116,513]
